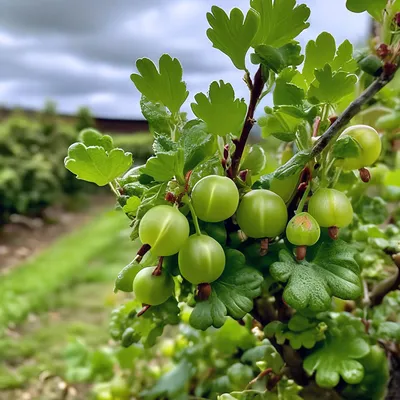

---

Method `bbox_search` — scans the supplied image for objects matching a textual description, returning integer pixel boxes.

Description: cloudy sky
[0,0,369,119]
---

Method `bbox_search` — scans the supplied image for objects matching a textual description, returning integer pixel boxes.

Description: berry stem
[188,200,201,236]
[152,257,164,276]
[137,304,151,317]
[134,243,151,263]
[296,183,311,214]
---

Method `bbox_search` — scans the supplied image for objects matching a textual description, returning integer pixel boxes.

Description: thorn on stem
[260,238,269,256]
[137,304,151,317]
[359,167,371,183]
[328,226,339,240]
[197,283,212,301]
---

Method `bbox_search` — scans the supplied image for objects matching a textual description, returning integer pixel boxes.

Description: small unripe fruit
[132,267,174,306]
[236,190,288,238]
[191,175,239,222]
[178,234,225,284]
[308,188,353,228]
[139,205,189,256]
[286,212,320,246]
[340,125,382,170]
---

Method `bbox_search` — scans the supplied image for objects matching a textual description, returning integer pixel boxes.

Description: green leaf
[332,136,362,159]
[265,314,327,349]
[273,69,304,106]
[251,0,310,48]
[190,250,263,330]
[261,110,300,141]
[141,359,192,399]
[78,128,114,151]
[272,150,312,180]
[179,120,217,172]
[385,169,400,187]
[304,314,370,388]
[346,0,386,20]
[122,196,141,218]
[308,65,357,104]
[254,42,304,73]
[140,149,184,182]
[354,196,389,224]
[140,96,172,136]
[65,143,132,186]
[270,240,362,312]
[153,135,177,154]
[302,32,336,83]
[241,339,284,374]
[207,6,259,70]
[375,321,400,341]
[131,54,188,114]
[331,40,358,73]
[191,81,247,136]
[302,33,357,84]
[189,154,225,187]
[213,317,256,355]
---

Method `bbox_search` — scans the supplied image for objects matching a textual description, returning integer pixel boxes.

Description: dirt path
[0,194,114,273]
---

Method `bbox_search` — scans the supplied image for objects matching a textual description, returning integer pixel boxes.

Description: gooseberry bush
[65,0,400,398]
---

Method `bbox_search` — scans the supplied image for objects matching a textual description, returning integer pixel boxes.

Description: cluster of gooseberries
[130,124,382,307]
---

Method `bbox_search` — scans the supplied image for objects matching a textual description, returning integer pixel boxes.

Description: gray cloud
[0,0,369,118]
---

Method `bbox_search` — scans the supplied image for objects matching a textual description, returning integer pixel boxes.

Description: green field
[0,208,134,396]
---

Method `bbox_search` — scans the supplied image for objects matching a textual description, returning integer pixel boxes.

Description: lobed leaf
[131,54,188,114]
[307,65,357,105]
[65,143,132,186]
[270,240,362,312]
[207,6,259,70]
[191,81,247,136]
[251,0,310,48]
[190,250,263,330]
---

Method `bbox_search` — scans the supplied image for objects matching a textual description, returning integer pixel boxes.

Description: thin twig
[370,253,400,306]
[311,69,397,158]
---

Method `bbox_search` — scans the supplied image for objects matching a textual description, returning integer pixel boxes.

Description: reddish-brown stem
[260,238,269,256]
[231,66,265,177]
[246,368,273,389]
[312,117,321,137]
[137,304,151,317]
[197,283,212,301]
[152,256,164,276]
[296,246,307,261]
[328,226,339,240]
[134,243,151,263]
